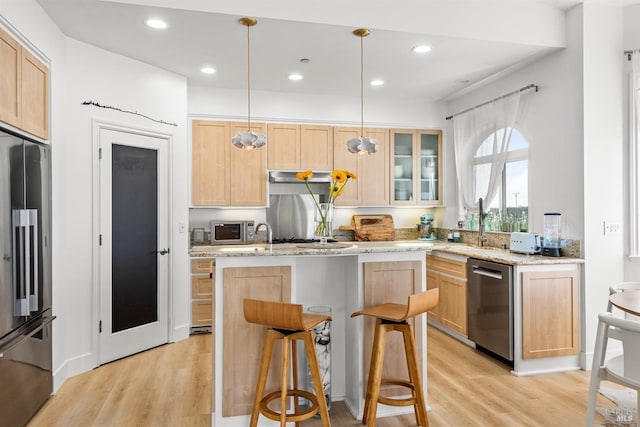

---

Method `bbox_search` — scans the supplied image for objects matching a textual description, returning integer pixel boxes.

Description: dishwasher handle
[471,265,503,280]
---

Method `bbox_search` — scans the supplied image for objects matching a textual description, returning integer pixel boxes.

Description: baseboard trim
[52,352,96,393]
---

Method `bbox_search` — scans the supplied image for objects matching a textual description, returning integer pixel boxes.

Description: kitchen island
[190,241,583,426]
[194,241,434,427]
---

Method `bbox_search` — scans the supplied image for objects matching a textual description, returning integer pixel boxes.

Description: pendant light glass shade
[346,136,378,154]
[231,131,266,150]
[232,17,267,150]
[347,28,378,155]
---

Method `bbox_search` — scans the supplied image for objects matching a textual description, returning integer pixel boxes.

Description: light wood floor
[28,327,614,426]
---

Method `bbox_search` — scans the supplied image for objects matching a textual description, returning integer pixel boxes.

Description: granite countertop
[189,240,584,265]
[432,243,584,266]
[190,240,437,258]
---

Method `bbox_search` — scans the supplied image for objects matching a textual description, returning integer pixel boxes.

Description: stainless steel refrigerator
[0,128,55,426]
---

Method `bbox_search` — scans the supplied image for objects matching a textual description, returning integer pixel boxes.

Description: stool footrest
[260,389,320,422]
[377,378,416,407]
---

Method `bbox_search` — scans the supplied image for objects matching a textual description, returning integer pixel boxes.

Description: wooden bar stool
[351,289,439,427]
[243,298,332,427]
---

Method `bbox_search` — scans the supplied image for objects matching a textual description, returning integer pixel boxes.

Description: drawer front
[192,275,213,298]
[427,255,466,278]
[192,257,214,274]
[192,300,213,325]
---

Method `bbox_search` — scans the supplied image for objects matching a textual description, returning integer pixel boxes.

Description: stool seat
[244,299,332,427]
[352,303,410,322]
[351,289,439,427]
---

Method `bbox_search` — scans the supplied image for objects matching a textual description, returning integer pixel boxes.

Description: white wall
[443,16,586,239]
[623,5,640,50]
[443,4,627,367]
[188,86,446,128]
[582,4,625,360]
[55,38,190,385]
[188,86,450,230]
[623,6,640,282]
[1,0,190,391]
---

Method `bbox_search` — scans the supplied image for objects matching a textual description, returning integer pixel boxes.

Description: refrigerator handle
[12,209,38,315]
[12,210,28,316]
[0,315,55,358]
[29,210,39,312]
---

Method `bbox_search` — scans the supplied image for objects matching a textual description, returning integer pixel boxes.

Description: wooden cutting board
[351,214,395,241]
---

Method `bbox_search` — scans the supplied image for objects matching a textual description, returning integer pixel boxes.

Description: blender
[417,213,436,240]
[541,213,562,257]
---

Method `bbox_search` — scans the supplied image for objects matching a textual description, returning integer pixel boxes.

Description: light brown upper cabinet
[390,129,442,206]
[333,127,389,206]
[192,120,267,207]
[0,27,49,140]
[267,124,333,170]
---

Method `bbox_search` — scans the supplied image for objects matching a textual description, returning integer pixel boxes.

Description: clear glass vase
[314,202,334,244]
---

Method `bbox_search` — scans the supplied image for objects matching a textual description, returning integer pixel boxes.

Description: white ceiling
[33,0,636,101]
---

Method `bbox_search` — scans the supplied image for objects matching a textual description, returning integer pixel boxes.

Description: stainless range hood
[268,170,332,183]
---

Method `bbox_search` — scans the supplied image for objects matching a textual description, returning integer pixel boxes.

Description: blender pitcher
[541,213,561,257]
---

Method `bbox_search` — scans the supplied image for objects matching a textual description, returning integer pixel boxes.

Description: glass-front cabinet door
[392,131,414,204]
[391,129,443,206]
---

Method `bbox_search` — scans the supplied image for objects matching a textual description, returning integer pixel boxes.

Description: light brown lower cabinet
[521,269,579,359]
[190,258,214,329]
[426,254,467,336]
[222,266,292,417]
[363,260,422,398]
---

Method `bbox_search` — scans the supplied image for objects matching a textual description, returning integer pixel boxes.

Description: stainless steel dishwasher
[466,258,514,363]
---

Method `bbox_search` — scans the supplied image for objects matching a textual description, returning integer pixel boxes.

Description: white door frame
[91,119,174,367]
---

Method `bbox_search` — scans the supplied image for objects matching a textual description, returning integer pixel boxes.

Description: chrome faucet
[478,197,487,247]
[255,222,272,246]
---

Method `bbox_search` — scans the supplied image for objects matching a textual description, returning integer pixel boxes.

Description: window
[472,128,528,231]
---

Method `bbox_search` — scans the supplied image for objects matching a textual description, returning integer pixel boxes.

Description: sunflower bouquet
[296,169,356,239]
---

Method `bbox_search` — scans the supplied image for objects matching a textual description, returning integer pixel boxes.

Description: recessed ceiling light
[370,79,384,86]
[201,67,216,75]
[455,79,470,84]
[412,45,432,54]
[145,18,168,29]
[288,73,303,81]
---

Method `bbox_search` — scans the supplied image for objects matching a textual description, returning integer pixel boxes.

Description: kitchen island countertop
[190,240,583,266]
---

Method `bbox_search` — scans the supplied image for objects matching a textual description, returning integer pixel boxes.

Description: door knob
[157,248,170,255]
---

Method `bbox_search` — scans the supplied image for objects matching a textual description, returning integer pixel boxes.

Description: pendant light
[346,28,378,155]
[232,17,267,150]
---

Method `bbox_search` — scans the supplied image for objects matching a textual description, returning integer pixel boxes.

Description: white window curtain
[452,92,525,220]
[629,51,640,258]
